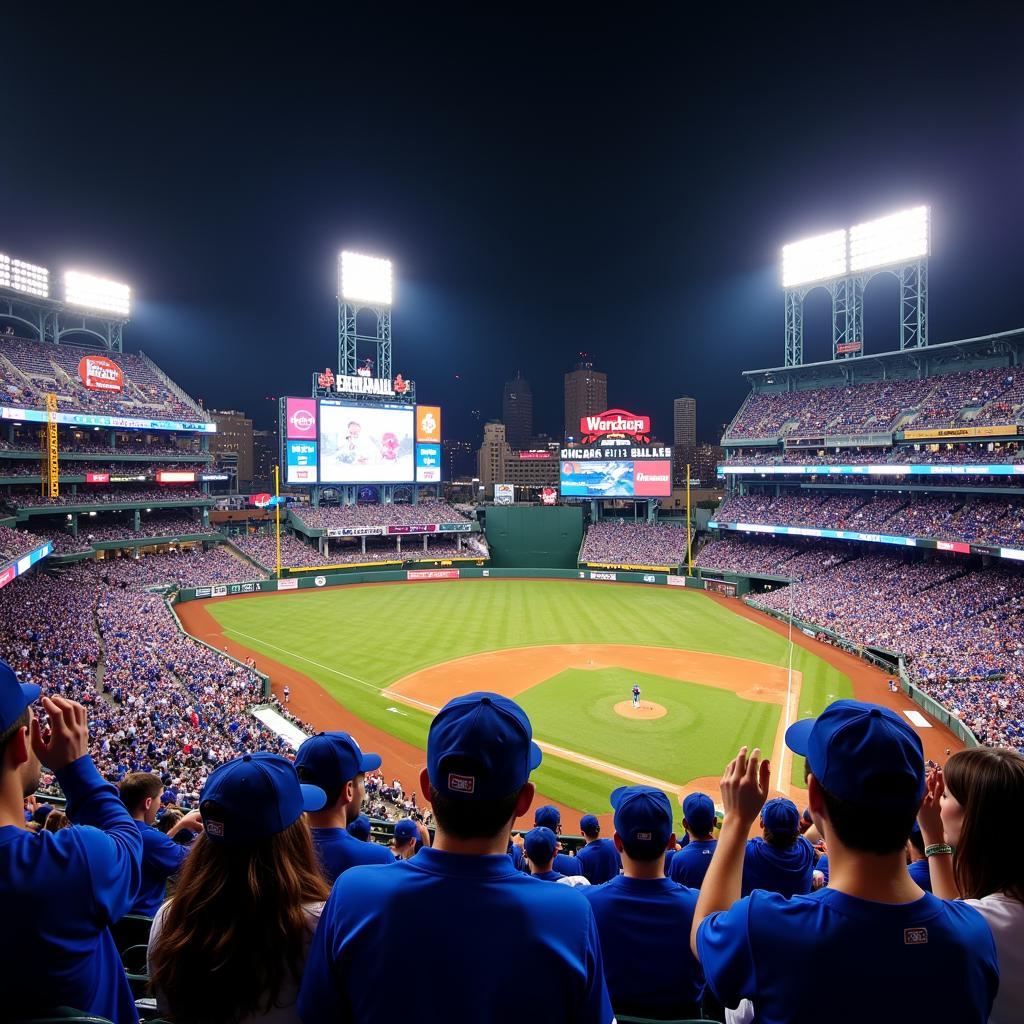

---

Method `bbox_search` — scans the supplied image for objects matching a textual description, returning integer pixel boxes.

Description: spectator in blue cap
[576,812,621,884]
[294,731,395,881]
[346,812,372,842]
[393,818,421,860]
[669,791,719,889]
[300,691,613,1024]
[524,826,565,881]
[0,659,143,1024]
[533,803,584,875]
[741,795,816,897]
[148,752,330,1024]
[584,785,704,1020]
[690,700,999,1023]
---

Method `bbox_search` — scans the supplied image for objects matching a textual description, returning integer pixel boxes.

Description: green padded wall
[483,506,583,568]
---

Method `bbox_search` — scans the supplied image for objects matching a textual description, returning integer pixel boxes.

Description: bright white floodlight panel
[340,251,393,305]
[781,230,847,287]
[0,255,50,297]
[849,206,929,272]
[64,271,131,316]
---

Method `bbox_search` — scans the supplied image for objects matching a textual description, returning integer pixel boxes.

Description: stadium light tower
[64,271,132,317]
[337,251,393,380]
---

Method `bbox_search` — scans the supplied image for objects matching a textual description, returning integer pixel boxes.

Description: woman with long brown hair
[148,752,329,1024]
[918,746,1024,1024]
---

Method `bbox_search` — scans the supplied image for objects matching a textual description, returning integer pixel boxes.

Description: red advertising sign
[85,472,110,483]
[518,450,552,460]
[633,459,673,497]
[837,341,862,354]
[407,568,460,581]
[78,355,124,392]
[250,493,273,507]
[0,565,14,590]
[580,408,651,444]
[286,397,318,440]
[541,487,557,505]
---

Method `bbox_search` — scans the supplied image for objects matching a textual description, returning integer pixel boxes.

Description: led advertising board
[287,440,319,484]
[286,398,318,440]
[416,406,441,443]
[560,459,671,498]
[319,401,415,483]
[416,443,442,483]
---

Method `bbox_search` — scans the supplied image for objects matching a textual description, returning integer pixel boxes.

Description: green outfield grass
[203,579,850,806]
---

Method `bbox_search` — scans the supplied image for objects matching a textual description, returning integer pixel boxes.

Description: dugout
[483,505,583,569]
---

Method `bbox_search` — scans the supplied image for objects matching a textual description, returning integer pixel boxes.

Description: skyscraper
[502,371,533,448]
[673,396,697,484]
[564,359,608,440]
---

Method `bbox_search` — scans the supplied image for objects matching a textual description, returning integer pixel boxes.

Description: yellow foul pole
[686,463,693,575]
[274,464,282,579]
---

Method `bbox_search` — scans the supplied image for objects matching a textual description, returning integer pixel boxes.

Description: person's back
[741,798,815,897]
[669,792,718,889]
[312,825,395,880]
[300,692,612,1024]
[575,816,620,885]
[0,674,143,1024]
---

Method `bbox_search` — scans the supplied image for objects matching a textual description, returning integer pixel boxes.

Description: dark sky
[4,8,1024,443]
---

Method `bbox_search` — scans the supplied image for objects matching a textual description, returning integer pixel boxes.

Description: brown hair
[119,771,164,814]
[944,747,1024,901]
[148,815,329,1024]
[43,810,69,832]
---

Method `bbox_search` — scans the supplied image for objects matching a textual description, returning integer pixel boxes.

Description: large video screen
[560,459,672,498]
[319,401,415,483]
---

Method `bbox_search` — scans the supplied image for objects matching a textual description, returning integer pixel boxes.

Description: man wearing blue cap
[347,812,372,841]
[584,786,704,1021]
[690,700,999,1023]
[300,691,613,1024]
[740,795,815,897]
[576,813,621,884]
[392,817,420,860]
[533,803,584,875]
[295,731,395,881]
[669,791,718,889]
[0,658,143,1024]
[524,825,565,880]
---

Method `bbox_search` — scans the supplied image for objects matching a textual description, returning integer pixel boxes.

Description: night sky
[4,9,1024,443]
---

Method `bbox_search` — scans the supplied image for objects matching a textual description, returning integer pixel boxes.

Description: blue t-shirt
[663,848,676,875]
[669,838,718,889]
[131,821,191,916]
[531,868,566,882]
[0,756,143,1024]
[576,838,621,885]
[311,826,395,882]
[816,853,829,884]
[508,842,525,871]
[554,851,583,876]
[697,888,998,1023]
[742,836,815,897]
[584,875,704,1019]
[908,857,932,893]
[299,847,613,1024]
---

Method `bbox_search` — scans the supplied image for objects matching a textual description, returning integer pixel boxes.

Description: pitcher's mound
[614,700,667,720]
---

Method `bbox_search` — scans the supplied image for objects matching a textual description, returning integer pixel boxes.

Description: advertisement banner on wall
[541,487,557,506]
[559,459,671,498]
[325,526,386,538]
[415,443,442,482]
[416,406,442,443]
[407,568,459,581]
[286,398,318,440]
[85,472,110,483]
[666,575,688,587]
[78,355,124,392]
[494,483,514,505]
[277,578,299,590]
[286,440,319,484]
[387,524,438,535]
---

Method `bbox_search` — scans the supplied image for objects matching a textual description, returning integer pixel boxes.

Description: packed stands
[18,511,218,553]
[3,486,208,510]
[292,500,470,530]
[724,442,1024,466]
[231,532,336,569]
[579,521,688,565]
[0,522,47,562]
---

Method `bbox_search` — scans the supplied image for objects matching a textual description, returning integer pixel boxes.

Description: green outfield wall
[484,506,583,569]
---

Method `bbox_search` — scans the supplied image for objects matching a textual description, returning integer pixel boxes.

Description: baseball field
[176,579,960,826]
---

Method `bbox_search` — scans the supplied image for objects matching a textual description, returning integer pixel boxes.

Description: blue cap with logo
[200,752,326,844]
[580,813,600,836]
[294,731,382,794]
[762,796,800,833]
[347,812,371,841]
[0,657,40,733]
[394,818,418,842]
[682,792,716,835]
[427,692,542,800]
[611,785,673,854]
[786,699,925,806]
[524,826,558,863]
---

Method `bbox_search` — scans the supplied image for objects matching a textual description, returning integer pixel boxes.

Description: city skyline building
[502,371,533,448]
[564,358,607,440]
[673,395,697,484]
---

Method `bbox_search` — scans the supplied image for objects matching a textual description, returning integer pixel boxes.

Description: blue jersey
[907,857,932,893]
[576,838,621,885]
[668,838,717,889]
[508,842,525,871]
[531,868,566,882]
[742,836,815,897]
[299,847,612,1024]
[131,821,191,916]
[697,888,998,1023]
[585,876,703,1019]
[311,826,396,882]
[0,756,143,1024]
[816,853,829,884]
[554,851,583,876]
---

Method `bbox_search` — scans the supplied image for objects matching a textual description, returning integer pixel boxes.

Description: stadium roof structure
[0,281,129,352]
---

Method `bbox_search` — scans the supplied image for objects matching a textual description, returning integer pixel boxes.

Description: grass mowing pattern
[205,580,850,804]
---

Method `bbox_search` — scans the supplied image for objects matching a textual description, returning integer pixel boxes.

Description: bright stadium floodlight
[339,251,393,305]
[0,253,9,289]
[64,271,131,316]
[3,257,50,297]
[849,205,929,272]
[781,229,848,287]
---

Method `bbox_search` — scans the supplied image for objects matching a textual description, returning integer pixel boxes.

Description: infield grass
[204,580,850,805]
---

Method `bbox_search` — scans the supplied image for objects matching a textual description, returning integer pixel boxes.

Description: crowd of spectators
[0,434,207,457]
[723,367,1023,441]
[0,522,46,562]
[0,334,208,422]
[579,521,688,565]
[0,459,211,479]
[292,501,470,530]
[695,537,847,579]
[724,442,1024,467]
[3,486,209,510]
[17,512,218,553]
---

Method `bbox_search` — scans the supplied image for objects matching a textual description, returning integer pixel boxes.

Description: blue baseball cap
[347,813,371,841]
[0,657,40,733]
[762,796,800,833]
[611,785,673,854]
[580,813,600,836]
[682,792,716,835]
[534,805,561,831]
[394,818,418,842]
[294,731,382,796]
[427,692,542,799]
[200,752,326,844]
[524,826,558,862]
[786,699,925,807]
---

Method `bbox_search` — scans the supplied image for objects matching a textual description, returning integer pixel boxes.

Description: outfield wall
[484,506,583,569]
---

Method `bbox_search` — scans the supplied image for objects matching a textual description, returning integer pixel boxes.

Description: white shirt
[964,892,1024,1024]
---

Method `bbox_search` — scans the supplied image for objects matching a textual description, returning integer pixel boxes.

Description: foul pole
[686,463,693,574]
[274,464,282,579]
